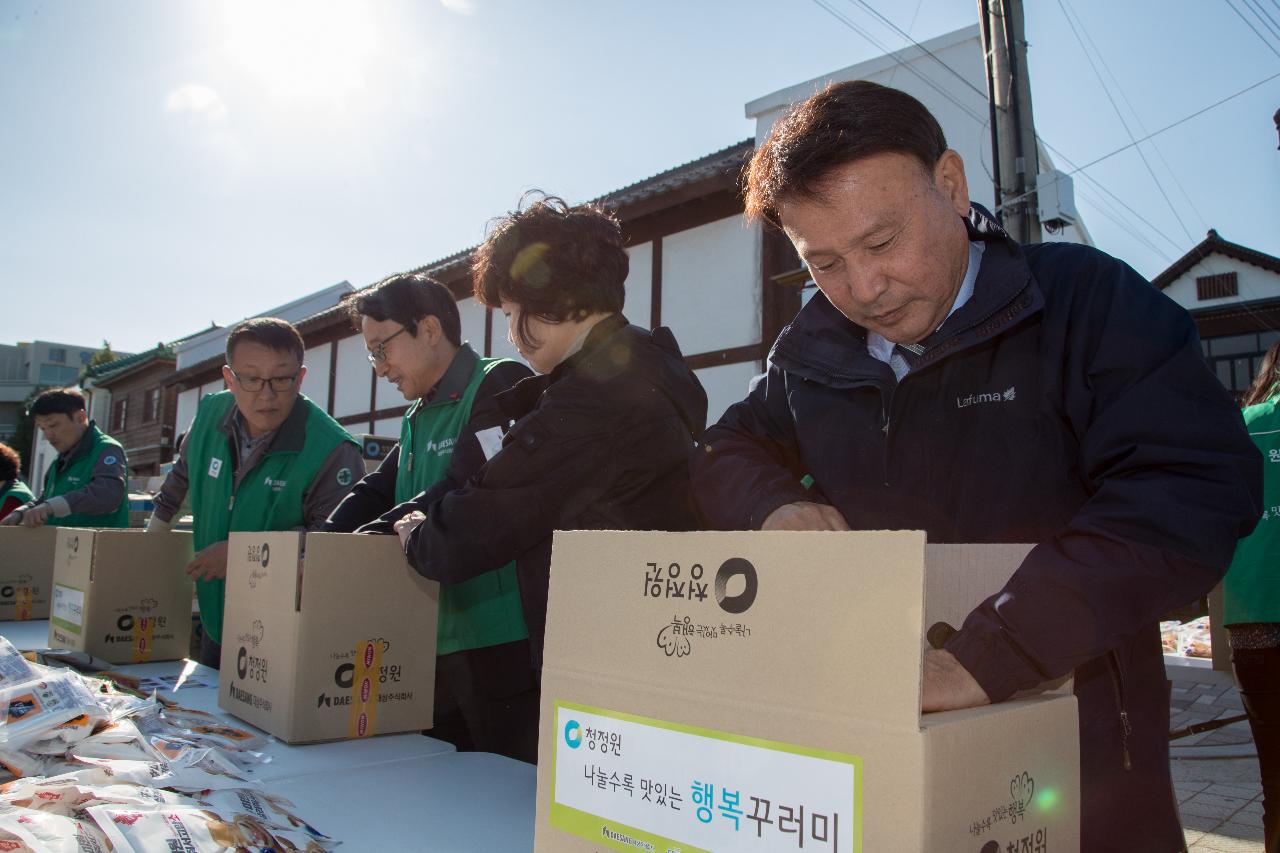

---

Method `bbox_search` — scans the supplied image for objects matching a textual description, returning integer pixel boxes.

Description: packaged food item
[148,708,270,752]
[0,673,103,751]
[0,750,45,784]
[0,780,192,815]
[195,788,332,842]
[24,713,96,755]
[0,641,37,688]
[70,718,165,763]
[1159,620,1180,654]
[0,806,110,853]
[1178,616,1213,658]
[88,804,280,852]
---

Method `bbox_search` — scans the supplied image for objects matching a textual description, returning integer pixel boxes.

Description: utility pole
[978,0,1041,243]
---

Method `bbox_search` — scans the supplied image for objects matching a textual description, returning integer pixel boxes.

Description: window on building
[144,387,162,423]
[48,348,66,363]
[37,364,79,385]
[1196,272,1239,301]
[112,399,128,432]
[1203,331,1277,396]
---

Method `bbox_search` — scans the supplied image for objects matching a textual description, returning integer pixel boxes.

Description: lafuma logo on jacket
[956,386,1017,409]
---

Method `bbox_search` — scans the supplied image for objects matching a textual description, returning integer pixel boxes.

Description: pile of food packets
[0,637,336,852]
[1160,617,1213,659]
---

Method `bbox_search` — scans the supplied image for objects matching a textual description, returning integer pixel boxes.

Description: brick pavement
[1167,661,1267,851]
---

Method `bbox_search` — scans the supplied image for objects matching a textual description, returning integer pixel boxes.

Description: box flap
[545,529,928,729]
[923,543,1033,642]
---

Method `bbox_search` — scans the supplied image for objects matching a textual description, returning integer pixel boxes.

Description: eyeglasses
[367,326,409,365]
[227,368,299,393]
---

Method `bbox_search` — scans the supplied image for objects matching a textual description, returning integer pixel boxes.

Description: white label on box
[50,584,85,636]
[551,702,860,853]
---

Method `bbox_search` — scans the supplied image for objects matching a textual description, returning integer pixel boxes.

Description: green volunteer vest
[1,479,34,507]
[398,355,528,656]
[185,391,358,644]
[41,422,130,528]
[1225,398,1280,624]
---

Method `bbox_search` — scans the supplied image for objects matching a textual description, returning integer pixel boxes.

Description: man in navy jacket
[693,80,1261,851]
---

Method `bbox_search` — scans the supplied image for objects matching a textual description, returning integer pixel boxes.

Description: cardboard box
[535,532,1080,853]
[219,531,439,744]
[48,529,195,663]
[0,526,59,621]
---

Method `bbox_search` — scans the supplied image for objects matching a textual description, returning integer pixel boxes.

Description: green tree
[85,340,117,371]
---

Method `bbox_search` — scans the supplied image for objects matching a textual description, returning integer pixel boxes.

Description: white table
[105,658,457,780]
[0,618,51,651]
[270,751,537,852]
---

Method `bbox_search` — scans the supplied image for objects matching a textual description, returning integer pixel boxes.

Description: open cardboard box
[535,531,1080,853]
[48,528,194,663]
[220,531,439,744]
[0,526,59,620]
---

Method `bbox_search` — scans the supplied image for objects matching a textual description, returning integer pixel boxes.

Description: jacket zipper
[1106,650,1133,771]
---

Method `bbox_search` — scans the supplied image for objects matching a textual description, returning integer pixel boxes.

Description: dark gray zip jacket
[693,205,1261,852]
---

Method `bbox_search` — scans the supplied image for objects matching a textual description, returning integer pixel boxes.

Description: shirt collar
[866,240,985,363]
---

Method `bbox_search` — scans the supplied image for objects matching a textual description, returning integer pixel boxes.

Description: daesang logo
[263,476,288,492]
[564,719,582,749]
[956,386,1017,409]
[0,575,33,601]
[423,437,455,457]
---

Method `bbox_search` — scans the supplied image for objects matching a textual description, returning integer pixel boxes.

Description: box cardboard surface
[48,529,195,663]
[0,526,59,620]
[535,531,1080,853]
[219,531,439,744]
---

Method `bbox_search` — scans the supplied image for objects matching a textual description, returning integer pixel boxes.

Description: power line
[1242,0,1280,40]
[1056,0,1196,244]
[1224,0,1280,59]
[1058,0,1210,232]
[998,70,1280,211]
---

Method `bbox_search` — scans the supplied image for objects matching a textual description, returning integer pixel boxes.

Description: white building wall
[695,361,761,426]
[458,298,488,355]
[624,243,653,330]
[333,337,372,420]
[1161,256,1280,312]
[373,418,401,438]
[174,379,225,440]
[661,216,761,356]
[299,344,331,407]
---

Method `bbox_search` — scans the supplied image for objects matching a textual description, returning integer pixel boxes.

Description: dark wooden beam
[650,237,663,329]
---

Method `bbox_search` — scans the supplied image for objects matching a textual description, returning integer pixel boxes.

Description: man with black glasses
[147,317,362,668]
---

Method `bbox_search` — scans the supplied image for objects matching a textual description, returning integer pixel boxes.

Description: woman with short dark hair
[393,194,708,705]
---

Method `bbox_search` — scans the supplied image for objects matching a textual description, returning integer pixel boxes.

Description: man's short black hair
[29,387,86,417]
[344,273,462,348]
[225,317,305,364]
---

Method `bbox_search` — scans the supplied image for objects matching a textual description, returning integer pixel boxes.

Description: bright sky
[2,0,1277,354]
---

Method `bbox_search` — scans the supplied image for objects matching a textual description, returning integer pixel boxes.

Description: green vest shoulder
[41,422,129,528]
[1225,398,1280,624]
[1,479,34,507]
[396,353,528,655]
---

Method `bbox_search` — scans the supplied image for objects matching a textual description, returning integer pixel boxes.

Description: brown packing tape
[131,616,156,664]
[347,640,382,739]
[14,588,31,622]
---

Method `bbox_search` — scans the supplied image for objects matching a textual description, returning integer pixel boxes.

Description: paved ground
[1168,661,1268,851]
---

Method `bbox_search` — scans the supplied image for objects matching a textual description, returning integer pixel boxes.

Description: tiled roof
[297,139,756,335]
[1152,229,1280,290]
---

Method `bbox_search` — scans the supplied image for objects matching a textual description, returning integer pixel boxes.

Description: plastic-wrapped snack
[70,718,165,763]
[2,780,192,816]
[0,806,110,853]
[88,804,281,852]
[0,749,45,784]
[152,709,271,753]
[195,788,333,843]
[1179,617,1213,658]
[155,737,269,776]
[84,676,158,723]
[61,756,171,787]
[272,829,340,852]
[0,640,38,688]
[0,673,103,751]
[23,713,97,755]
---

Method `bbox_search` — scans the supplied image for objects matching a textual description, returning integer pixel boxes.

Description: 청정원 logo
[564,719,582,749]
[715,557,758,614]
